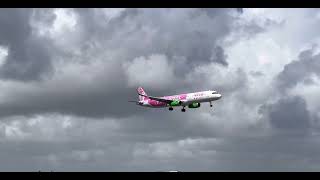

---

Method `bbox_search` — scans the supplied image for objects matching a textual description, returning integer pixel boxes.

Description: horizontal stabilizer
[128,100,143,105]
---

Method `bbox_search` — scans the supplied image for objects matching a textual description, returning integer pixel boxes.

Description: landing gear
[210,101,213,107]
[169,107,173,111]
[181,107,186,112]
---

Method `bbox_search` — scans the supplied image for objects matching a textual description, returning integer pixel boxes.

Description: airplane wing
[138,93,173,104]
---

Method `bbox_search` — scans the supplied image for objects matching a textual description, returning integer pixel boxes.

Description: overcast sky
[0,8,320,171]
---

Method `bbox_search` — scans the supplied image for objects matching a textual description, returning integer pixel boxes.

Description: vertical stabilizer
[137,87,148,101]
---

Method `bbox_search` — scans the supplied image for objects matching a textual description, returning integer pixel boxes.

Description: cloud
[123,54,177,90]
[259,96,312,135]
[0,8,245,119]
[185,62,247,94]
[0,8,53,81]
[1,8,320,172]
[275,48,320,92]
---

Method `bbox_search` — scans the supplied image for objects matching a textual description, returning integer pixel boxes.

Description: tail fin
[137,87,148,101]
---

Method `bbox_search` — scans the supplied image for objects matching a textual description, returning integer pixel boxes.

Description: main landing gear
[210,101,213,107]
[169,106,186,112]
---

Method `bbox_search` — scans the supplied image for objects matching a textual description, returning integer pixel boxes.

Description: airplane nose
[218,94,222,99]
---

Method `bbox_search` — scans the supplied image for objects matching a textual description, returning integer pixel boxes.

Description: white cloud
[0,46,8,67]
[123,54,177,90]
[185,62,246,93]
[133,138,219,162]
[4,120,29,140]
[31,8,81,50]
[51,8,77,35]
[71,149,105,162]
[0,114,120,142]
[225,8,320,80]
[101,8,126,22]
[225,25,293,80]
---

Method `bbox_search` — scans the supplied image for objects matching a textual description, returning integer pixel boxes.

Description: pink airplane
[129,87,222,112]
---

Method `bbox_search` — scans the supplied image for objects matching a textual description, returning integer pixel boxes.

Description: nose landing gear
[181,107,186,112]
[210,101,213,107]
[169,107,173,111]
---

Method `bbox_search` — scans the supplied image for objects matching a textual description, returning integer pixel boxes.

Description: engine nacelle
[188,103,201,108]
[170,100,183,106]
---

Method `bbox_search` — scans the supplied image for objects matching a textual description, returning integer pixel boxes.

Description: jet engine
[169,100,183,106]
[188,103,201,108]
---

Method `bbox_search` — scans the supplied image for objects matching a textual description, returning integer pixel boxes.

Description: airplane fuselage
[139,90,222,108]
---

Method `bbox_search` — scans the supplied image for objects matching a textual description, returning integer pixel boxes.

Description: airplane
[129,87,222,112]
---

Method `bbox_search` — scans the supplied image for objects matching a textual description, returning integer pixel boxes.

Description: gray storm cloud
[259,95,312,135]
[0,8,53,81]
[0,8,242,118]
[276,48,320,92]
[0,8,319,171]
